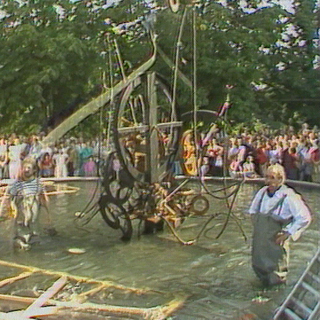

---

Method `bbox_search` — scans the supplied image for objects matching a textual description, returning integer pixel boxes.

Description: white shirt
[8,144,25,162]
[0,144,7,156]
[248,185,311,238]
[53,153,68,166]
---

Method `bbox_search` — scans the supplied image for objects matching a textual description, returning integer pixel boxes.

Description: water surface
[0,180,319,319]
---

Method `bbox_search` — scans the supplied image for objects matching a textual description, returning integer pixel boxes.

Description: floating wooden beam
[0,310,30,320]
[0,293,187,320]
[23,276,67,318]
[0,307,58,320]
[0,272,34,288]
[0,259,155,294]
[158,296,188,319]
[0,258,185,319]
[78,284,105,298]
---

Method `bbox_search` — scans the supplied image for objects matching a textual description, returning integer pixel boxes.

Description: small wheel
[189,195,209,215]
[99,198,133,241]
[99,196,120,229]
[102,152,134,204]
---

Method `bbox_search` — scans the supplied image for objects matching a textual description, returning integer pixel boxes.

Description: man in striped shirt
[9,158,50,250]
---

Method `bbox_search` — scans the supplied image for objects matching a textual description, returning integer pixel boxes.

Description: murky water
[0,180,319,320]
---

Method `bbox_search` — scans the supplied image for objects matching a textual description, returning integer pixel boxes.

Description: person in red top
[255,140,268,176]
[39,152,54,177]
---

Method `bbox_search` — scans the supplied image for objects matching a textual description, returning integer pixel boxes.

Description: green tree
[0,0,109,133]
[153,1,290,119]
[0,0,319,134]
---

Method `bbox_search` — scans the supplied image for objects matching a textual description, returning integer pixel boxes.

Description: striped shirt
[9,178,44,198]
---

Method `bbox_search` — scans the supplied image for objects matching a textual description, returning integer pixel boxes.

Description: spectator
[29,135,42,160]
[285,147,300,180]
[8,138,25,179]
[39,152,54,177]
[255,140,268,177]
[83,156,96,177]
[299,141,313,182]
[243,155,257,178]
[52,149,69,178]
[79,142,93,176]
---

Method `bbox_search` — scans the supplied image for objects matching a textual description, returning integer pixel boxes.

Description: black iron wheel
[99,196,133,241]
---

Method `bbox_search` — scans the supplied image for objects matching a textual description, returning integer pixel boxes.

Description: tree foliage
[0,0,319,135]
[0,0,109,133]
[154,0,320,127]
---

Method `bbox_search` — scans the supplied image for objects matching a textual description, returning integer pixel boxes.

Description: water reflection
[0,180,318,319]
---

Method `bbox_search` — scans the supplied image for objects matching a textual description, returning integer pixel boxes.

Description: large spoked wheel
[99,196,133,241]
[113,72,181,183]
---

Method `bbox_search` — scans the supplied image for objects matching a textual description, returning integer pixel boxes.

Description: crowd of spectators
[197,123,320,183]
[0,122,319,184]
[0,133,110,180]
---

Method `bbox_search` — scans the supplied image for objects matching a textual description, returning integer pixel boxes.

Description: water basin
[0,180,318,319]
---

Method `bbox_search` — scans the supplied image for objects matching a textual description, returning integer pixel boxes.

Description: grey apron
[252,191,291,286]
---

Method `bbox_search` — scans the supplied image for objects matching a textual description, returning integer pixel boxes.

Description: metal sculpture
[97,70,210,241]
[40,1,244,244]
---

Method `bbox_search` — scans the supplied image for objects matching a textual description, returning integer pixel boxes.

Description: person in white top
[242,155,257,178]
[8,139,25,179]
[28,135,42,160]
[248,163,311,287]
[0,139,8,179]
[52,149,69,178]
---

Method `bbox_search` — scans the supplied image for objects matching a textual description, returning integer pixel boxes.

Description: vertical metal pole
[147,72,159,183]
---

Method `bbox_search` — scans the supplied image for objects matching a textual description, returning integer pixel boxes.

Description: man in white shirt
[248,164,311,286]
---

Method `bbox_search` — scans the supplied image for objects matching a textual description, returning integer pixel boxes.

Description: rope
[162,211,225,246]
[73,34,115,223]
[191,8,203,183]
[215,179,245,239]
[106,33,115,152]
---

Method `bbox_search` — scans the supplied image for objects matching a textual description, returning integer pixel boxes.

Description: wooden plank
[157,46,192,89]
[0,293,186,319]
[158,296,188,320]
[0,272,33,288]
[0,310,30,320]
[23,276,67,317]
[78,284,105,298]
[42,36,157,146]
[0,294,37,304]
[25,307,59,318]
[0,307,58,320]
[0,259,151,294]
